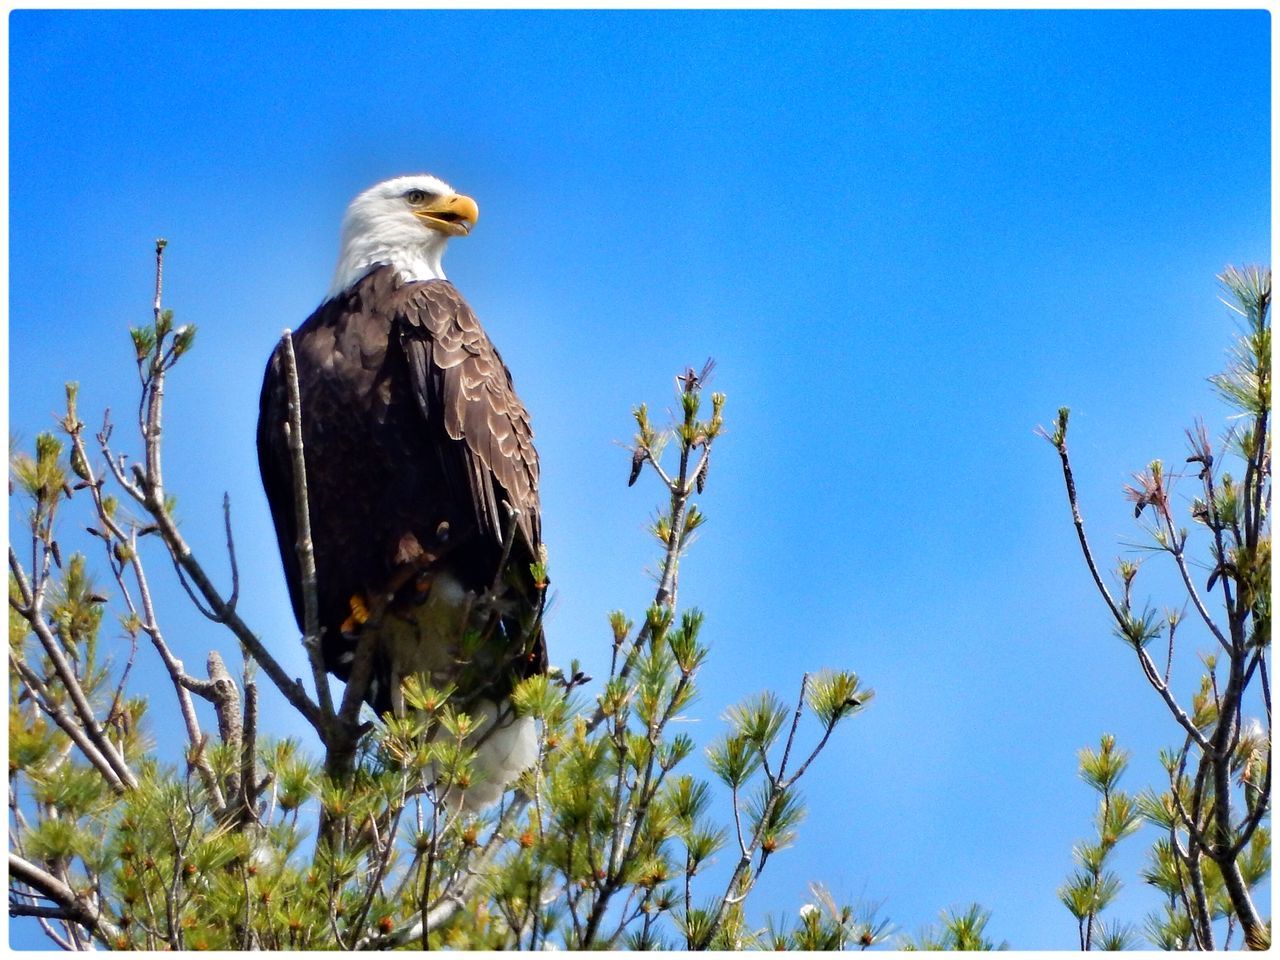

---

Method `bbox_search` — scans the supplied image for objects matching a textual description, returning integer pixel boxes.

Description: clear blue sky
[9,9,1270,948]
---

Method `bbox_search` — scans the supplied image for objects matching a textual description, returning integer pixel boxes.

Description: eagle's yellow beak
[414,193,479,237]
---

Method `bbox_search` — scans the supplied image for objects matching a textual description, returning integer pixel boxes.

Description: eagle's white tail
[439,698,537,812]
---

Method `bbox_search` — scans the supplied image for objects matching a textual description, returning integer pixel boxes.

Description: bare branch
[9,852,123,947]
[142,239,168,497]
[8,903,76,921]
[124,529,225,808]
[278,329,334,722]
[66,410,230,809]
[95,423,145,503]
[152,238,165,322]
[730,781,748,858]
[1046,428,1127,625]
[783,717,842,789]
[335,631,378,730]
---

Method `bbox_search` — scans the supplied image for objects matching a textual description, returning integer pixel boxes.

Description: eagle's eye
[404,189,432,205]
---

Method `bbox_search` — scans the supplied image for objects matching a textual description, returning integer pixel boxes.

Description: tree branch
[278,329,334,723]
[9,852,123,947]
[9,653,128,793]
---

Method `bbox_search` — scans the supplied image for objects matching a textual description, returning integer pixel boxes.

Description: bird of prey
[257,174,547,807]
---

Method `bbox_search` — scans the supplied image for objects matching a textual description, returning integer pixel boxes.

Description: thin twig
[1155,499,1232,653]
[776,674,809,783]
[730,781,748,857]
[347,783,409,942]
[222,492,240,611]
[67,411,229,806]
[357,802,519,950]
[169,555,225,622]
[784,718,842,788]
[1227,757,1272,858]
[1133,645,1212,751]
[1047,432,1127,625]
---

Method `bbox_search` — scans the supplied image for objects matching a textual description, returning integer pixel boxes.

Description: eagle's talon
[341,593,371,635]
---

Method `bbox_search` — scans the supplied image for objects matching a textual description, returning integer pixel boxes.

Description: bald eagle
[257,175,547,807]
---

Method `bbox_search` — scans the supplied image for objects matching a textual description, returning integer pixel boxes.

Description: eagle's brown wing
[396,280,541,556]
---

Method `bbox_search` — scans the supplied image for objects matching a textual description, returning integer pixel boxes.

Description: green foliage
[1059,735,1143,949]
[1092,918,1138,950]
[901,903,1005,950]
[708,733,761,789]
[11,432,68,504]
[1209,265,1270,417]
[808,669,873,727]
[764,884,894,950]
[1114,605,1162,651]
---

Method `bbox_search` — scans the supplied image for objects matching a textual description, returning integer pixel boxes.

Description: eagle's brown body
[257,265,546,718]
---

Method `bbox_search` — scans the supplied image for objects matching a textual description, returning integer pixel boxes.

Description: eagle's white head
[326,174,480,300]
